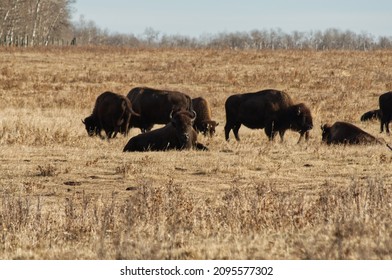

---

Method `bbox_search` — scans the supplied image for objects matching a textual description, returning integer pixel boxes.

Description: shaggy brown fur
[123,109,208,152]
[224,89,313,143]
[192,97,219,137]
[127,87,193,133]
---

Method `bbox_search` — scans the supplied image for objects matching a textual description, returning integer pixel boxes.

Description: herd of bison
[82,87,392,151]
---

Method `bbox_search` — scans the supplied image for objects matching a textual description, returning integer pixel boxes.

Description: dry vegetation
[0,46,392,260]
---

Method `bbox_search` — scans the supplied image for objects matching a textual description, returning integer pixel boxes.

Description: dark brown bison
[224,89,313,143]
[123,109,208,152]
[191,97,219,137]
[360,109,381,122]
[379,91,392,134]
[83,91,139,139]
[321,121,382,145]
[126,87,193,133]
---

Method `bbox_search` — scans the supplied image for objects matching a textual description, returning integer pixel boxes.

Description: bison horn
[320,124,328,131]
[191,110,197,122]
[169,110,174,119]
[82,119,85,124]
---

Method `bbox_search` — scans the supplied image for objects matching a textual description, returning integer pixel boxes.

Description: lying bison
[321,121,382,145]
[123,109,208,152]
[224,89,313,143]
[360,109,381,122]
[83,91,139,139]
[126,87,193,133]
[192,97,219,137]
[379,91,392,134]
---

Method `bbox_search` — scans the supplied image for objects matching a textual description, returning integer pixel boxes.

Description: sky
[72,0,392,38]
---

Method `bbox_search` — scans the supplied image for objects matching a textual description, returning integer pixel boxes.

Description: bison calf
[123,109,208,152]
[224,89,313,143]
[321,121,382,145]
[192,97,219,137]
[83,91,139,139]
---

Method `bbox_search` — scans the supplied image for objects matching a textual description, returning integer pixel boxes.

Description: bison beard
[123,110,208,152]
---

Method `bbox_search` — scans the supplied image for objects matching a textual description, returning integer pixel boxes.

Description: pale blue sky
[72,0,392,37]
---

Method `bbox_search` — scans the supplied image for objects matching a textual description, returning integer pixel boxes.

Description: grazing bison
[126,87,193,133]
[83,91,139,139]
[224,89,313,143]
[321,121,382,145]
[360,109,382,122]
[123,109,208,152]
[379,91,392,134]
[192,97,219,137]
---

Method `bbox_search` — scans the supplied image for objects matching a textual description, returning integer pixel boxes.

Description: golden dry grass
[0,47,392,259]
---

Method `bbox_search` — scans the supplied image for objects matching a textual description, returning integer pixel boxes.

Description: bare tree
[0,0,74,46]
[1,3,391,50]
[143,27,160,45]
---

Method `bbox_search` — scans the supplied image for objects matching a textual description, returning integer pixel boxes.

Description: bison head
[170,110,197,147]
[201,120,219,137]
[290,103,313,133]
[320,124,331,142]
[82,116,99,137]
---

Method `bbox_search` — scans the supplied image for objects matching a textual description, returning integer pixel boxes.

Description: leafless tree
[0,0,74,46]
[1,3,391,50]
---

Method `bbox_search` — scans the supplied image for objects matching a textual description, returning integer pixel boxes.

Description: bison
[126,87,193,133]
[321,121,382,145]
[83,91,139,139]
[379,91,392,134]
[224,89,313,143]
[192,97,219,137]
[360,109,382,122]
[123,109,208,152]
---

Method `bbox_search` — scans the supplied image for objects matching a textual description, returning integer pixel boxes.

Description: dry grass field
[0,47,392,260]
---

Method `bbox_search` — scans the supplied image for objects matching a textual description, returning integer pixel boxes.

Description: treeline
[1,0,392,50]
[0,0,74,46]
[73,23,392,51]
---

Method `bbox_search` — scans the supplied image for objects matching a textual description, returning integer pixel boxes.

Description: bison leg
[224,124,232,141]
[279,130,286,142]
[97,129,105,140]
[104,124,117,139]
[380,114,391,134]
[233,125,241,141]
[297,131,309,144]
[265,123,277,141]
[105,129,113,139]
[121,113,131,136]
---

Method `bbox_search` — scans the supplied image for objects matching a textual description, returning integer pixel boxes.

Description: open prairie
[0,47,391,259]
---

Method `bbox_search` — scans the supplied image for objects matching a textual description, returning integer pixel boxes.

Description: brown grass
[0,47,392,259]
